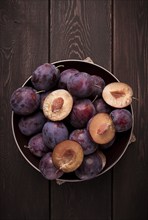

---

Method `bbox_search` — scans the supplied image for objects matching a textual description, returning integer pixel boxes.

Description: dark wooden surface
[0,0,148,220]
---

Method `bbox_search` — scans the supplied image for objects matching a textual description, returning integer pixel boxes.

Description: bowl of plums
[10,58,134,183]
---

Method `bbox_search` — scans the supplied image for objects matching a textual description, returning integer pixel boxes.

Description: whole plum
[27,133,49,157]
[10,86,40,115]
[39,152,64,180]
[67,72,93,98]
[42,121,69,150]
[18,111,46,136]
[58,68,79,90]
[69,129,98,155]
[31,63,60,91]
[110,109,132,132]
[69,99,96,128]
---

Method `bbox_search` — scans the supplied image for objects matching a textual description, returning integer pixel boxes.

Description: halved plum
[88,113,115,144]
[52,140,84,173]
[43,89,73,121]
[102,82,133,108]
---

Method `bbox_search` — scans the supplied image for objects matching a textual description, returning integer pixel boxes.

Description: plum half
[43,89,73,121]
[88,113,115,144]
[102,82,133,108]
[52,140,84,173]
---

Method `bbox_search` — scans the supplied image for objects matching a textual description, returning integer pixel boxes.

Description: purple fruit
[110,109,132,132]
[94,98,112,113]
[69,129,98,155]
[39,152,64,180]
[10,86,40,115]
[42,121,69,150]
[67,72,93,98]
[58,68,79,90]
[27,133,49,157]
[90,75,105,97]
[75,151,106,180]
[18,111,46,136]
[69,99,96,128]
[31,63,60,91]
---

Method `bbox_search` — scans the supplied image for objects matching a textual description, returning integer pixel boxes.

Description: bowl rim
[11,59,134,182]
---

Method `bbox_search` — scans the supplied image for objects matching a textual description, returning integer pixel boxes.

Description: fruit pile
[10,63,133,181]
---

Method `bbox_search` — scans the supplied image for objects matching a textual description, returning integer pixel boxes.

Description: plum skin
[10,86,40,115]
[42,121,69,150]
[27,133,49,157]
[31,63,60,91]
[69,129,98,155]
[39,152,64,180]
[18,111,46,136]
[69,99,96,128]
[110,109,132,132]
[67,72,93,98]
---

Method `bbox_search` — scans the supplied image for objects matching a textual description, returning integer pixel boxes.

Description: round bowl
[11,59,134,183]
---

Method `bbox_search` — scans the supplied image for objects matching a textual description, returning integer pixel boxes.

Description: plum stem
[36,90,46,94]
[92,95,98,103]
[132,96,138,101]
[94,84,101,89]
[24,145,30,149]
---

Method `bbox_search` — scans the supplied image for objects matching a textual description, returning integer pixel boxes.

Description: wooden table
[0,0,148,220]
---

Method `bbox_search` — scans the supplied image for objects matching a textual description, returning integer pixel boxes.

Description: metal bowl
[11,59,134,183]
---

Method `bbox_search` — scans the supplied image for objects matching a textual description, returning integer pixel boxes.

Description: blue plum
[42,121,69,150]
[69,99,96,128]
[67,72,93,98]
[39,152,64,180]
[10,86,40,115]
[27,133,49,157]
[18,111,46,136]
[31,63,60,91]
[110,109,132,132]
[69,129,98,155]
[75,151,106,180]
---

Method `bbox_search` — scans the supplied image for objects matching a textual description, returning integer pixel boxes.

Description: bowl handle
[129,134,136,144]
[84,57,94,63]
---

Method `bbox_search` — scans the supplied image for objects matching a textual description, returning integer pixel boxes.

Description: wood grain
[50,0,112,69]
[113,0,148,219]
[50,1,112,220]
[0,1,49,220]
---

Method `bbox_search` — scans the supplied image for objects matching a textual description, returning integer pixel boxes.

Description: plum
[67,72,93,98]
[75,150,106,180]
[39,152,64,180]
[10,86,40,115]
[52,140,84,173]
[88,113,115,144]
[18,111,46,136]
[58,68,79,89]
[31,63,60,91]
[69,99,96,128]
[110,109,132,132]
[102,82,133,108]
[69,129,98,155]
[26,133,49,157]
[43,89,73,121]
[42,121,69,150]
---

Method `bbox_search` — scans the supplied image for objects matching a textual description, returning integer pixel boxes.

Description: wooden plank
[0,1,49,220]
[49,1,112,220]
[113,0,148,219]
